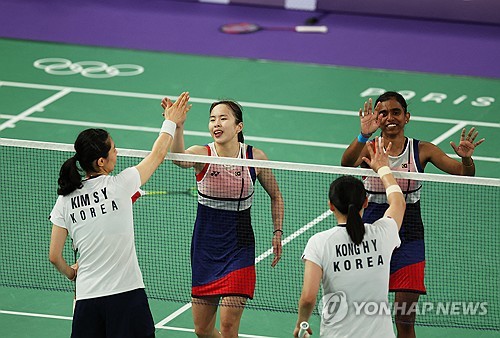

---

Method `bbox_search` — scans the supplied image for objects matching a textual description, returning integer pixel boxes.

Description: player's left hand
[450,127,485,158]
[293,324,312,337]
[271,232,282,267]
[362,136,392,172]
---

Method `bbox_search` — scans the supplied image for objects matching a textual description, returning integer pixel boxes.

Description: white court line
[447,154,499,162]
[156,326,277,338]
[155,210,332,328]
[431,122,468,145]
[0,309,72,321]
[0,88,71,131]
[255,210,332,263]
[428,122,499,162]
[154,303,192,328]
[1,113,498,162]
[1,80,499,128]
[0,114,347,149]
[0,309,276,337]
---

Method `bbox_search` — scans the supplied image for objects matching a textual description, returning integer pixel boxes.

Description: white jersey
[50,167,144,300]
[302,218,401,338]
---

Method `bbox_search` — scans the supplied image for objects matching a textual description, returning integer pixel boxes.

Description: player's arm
[420,127,484,176]
[363,137,406,229]
[160,97,209,170]
[341,98,381,167]
[420,142,473,175]
[379,171,406,230]
[172,145,209,170]
[136,92,191,185]
[254,148,284,267]
[341,139,371,167]
[49,225,77,281]
[294,260,321,337]
[163,95,189,156]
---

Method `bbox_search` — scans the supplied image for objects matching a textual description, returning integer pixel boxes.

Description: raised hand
[359,98,381,135]
[160,97,173,113]
[161,92,192,126]
[362,136,392,173]
[450,127,485,158]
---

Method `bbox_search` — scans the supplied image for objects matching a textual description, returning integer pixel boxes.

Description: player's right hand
[359,98,381,135]
[161,92,192,126]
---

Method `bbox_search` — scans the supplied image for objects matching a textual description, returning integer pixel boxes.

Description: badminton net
[0,138,498,331]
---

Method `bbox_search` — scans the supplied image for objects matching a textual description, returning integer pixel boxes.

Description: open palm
[359,98,381,135]
[450,127,485,158]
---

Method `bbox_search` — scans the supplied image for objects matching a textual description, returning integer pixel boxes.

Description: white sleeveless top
[196,142,255,211]
[364,138,422,204]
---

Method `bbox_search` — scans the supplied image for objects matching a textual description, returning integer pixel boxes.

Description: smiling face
[209,103,243,145]
[377,98,410,137]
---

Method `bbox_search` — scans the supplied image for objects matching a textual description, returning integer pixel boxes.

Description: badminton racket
[298,321,310,338]
[220,23,327,34]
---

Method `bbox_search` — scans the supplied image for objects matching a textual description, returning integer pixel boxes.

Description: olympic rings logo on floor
[33,58,144,78]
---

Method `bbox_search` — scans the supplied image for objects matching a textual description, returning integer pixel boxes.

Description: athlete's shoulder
[310,227,343,244]
[186,145,210,156]
[417,139,437,150]
[371,216,397,227]
[251,146,268,160]
[417,139,445,159]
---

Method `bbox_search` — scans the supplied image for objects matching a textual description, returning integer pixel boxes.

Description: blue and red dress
[363,138,426,294]
[191,142,257,299]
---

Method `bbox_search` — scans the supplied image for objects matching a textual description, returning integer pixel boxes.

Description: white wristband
[160,120,176,138]
[386,184,403,198]
[377,166,392,178]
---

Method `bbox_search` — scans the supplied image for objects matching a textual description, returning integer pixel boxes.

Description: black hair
[210,100,244,143]
[57,129,111,196]
[374,91,408,113]
[329,176,367,245]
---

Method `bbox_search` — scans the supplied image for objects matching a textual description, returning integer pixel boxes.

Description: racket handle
[295,26,328,33]
[298,321,310,338]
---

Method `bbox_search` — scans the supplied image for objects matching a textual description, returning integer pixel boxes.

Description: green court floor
[0,38,499,337]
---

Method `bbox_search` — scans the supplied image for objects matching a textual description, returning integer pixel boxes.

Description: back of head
[57,129,110,195]
[329,176,366,245]
[375,91,408,113]
[210,100,244,142]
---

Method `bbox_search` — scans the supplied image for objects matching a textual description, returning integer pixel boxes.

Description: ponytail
[57,128,110,196]
[346,203,365,245]
[329,176,367,245]
[57,156,83,195]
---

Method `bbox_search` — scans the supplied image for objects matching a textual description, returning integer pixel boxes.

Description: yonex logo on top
[33,58,144,78]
